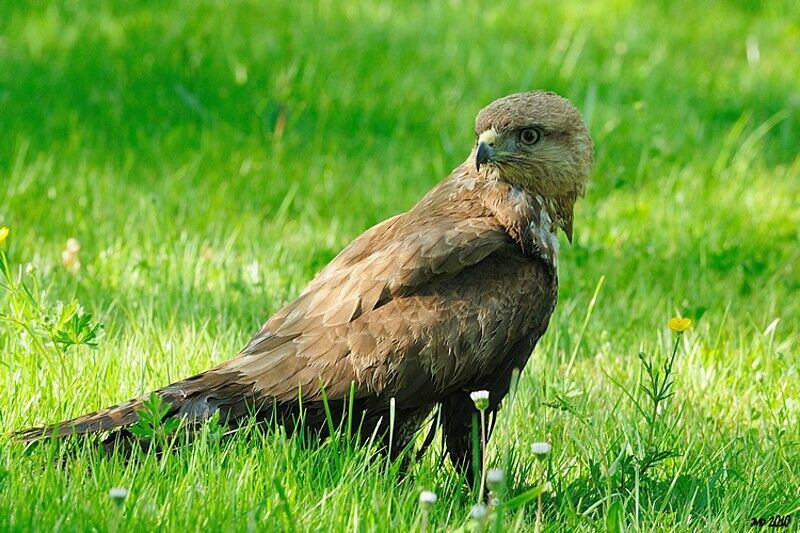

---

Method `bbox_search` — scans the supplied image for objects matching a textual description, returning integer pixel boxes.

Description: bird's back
[186,166,560,413]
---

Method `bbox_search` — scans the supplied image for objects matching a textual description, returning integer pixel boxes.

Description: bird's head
[471,91,593,241]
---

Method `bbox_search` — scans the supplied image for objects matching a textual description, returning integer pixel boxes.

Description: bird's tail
[14,368,252,443]
[14,398,146,443]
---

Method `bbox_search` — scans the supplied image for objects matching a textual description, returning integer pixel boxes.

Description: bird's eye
[519,128,542,145]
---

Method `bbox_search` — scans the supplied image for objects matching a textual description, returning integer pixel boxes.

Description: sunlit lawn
[1,0,799,530]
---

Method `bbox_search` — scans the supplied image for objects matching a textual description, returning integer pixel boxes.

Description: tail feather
[14,368,258,443]
[14,398,145,443]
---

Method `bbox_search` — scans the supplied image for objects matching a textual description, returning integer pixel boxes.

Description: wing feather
[209,176,551,411]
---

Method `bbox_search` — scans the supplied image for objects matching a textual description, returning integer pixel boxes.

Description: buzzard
[17,91,593,480]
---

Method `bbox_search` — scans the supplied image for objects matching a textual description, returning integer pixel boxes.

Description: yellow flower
[0,226,8,246]
[667,317,692,333]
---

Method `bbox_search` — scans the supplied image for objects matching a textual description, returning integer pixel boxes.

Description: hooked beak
[475,129,498,171]
[476,142,495,171]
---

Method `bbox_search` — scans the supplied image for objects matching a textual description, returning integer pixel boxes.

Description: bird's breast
[489,182,560,269]
[527,195,560,268]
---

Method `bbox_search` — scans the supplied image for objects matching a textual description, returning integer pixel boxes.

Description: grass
[1,0,799,530]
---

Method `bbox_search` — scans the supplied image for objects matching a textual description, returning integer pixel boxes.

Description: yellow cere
[477,128,497,146]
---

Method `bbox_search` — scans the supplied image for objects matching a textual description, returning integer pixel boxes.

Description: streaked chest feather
[530,194,559,267]
[501,185,560,268]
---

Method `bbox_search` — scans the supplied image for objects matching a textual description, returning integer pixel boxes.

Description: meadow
[1,0,799,530]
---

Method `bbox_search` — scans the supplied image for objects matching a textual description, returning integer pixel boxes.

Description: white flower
[470,390,489,411]
[109,487,129,504]
[486,468,504,489]
[470,503,488,521]
[62,249,81,272]
[470,390,489,402]
[530,442,552,455]
[419,490,438,508]
[25,263,35,275]
[65,238,81,254]
[62,238,82,273]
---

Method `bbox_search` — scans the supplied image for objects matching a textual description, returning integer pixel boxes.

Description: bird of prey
[17,91,593,480]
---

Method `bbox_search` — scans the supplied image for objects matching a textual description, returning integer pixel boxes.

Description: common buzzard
[18,91,593,481]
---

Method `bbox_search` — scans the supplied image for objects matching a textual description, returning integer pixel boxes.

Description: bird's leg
[441,392,483,489]
[362,406,433,478]
[443,335,539,489]
[415,404,441,463]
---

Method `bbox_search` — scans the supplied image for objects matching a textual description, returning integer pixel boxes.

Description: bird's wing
[207,197,520,405]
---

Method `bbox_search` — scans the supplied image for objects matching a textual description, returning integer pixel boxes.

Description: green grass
[1,0,799,530]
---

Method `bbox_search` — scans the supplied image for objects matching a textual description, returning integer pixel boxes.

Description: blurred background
[1,1,797,312]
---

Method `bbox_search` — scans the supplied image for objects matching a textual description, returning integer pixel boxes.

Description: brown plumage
[16,91,593,479]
